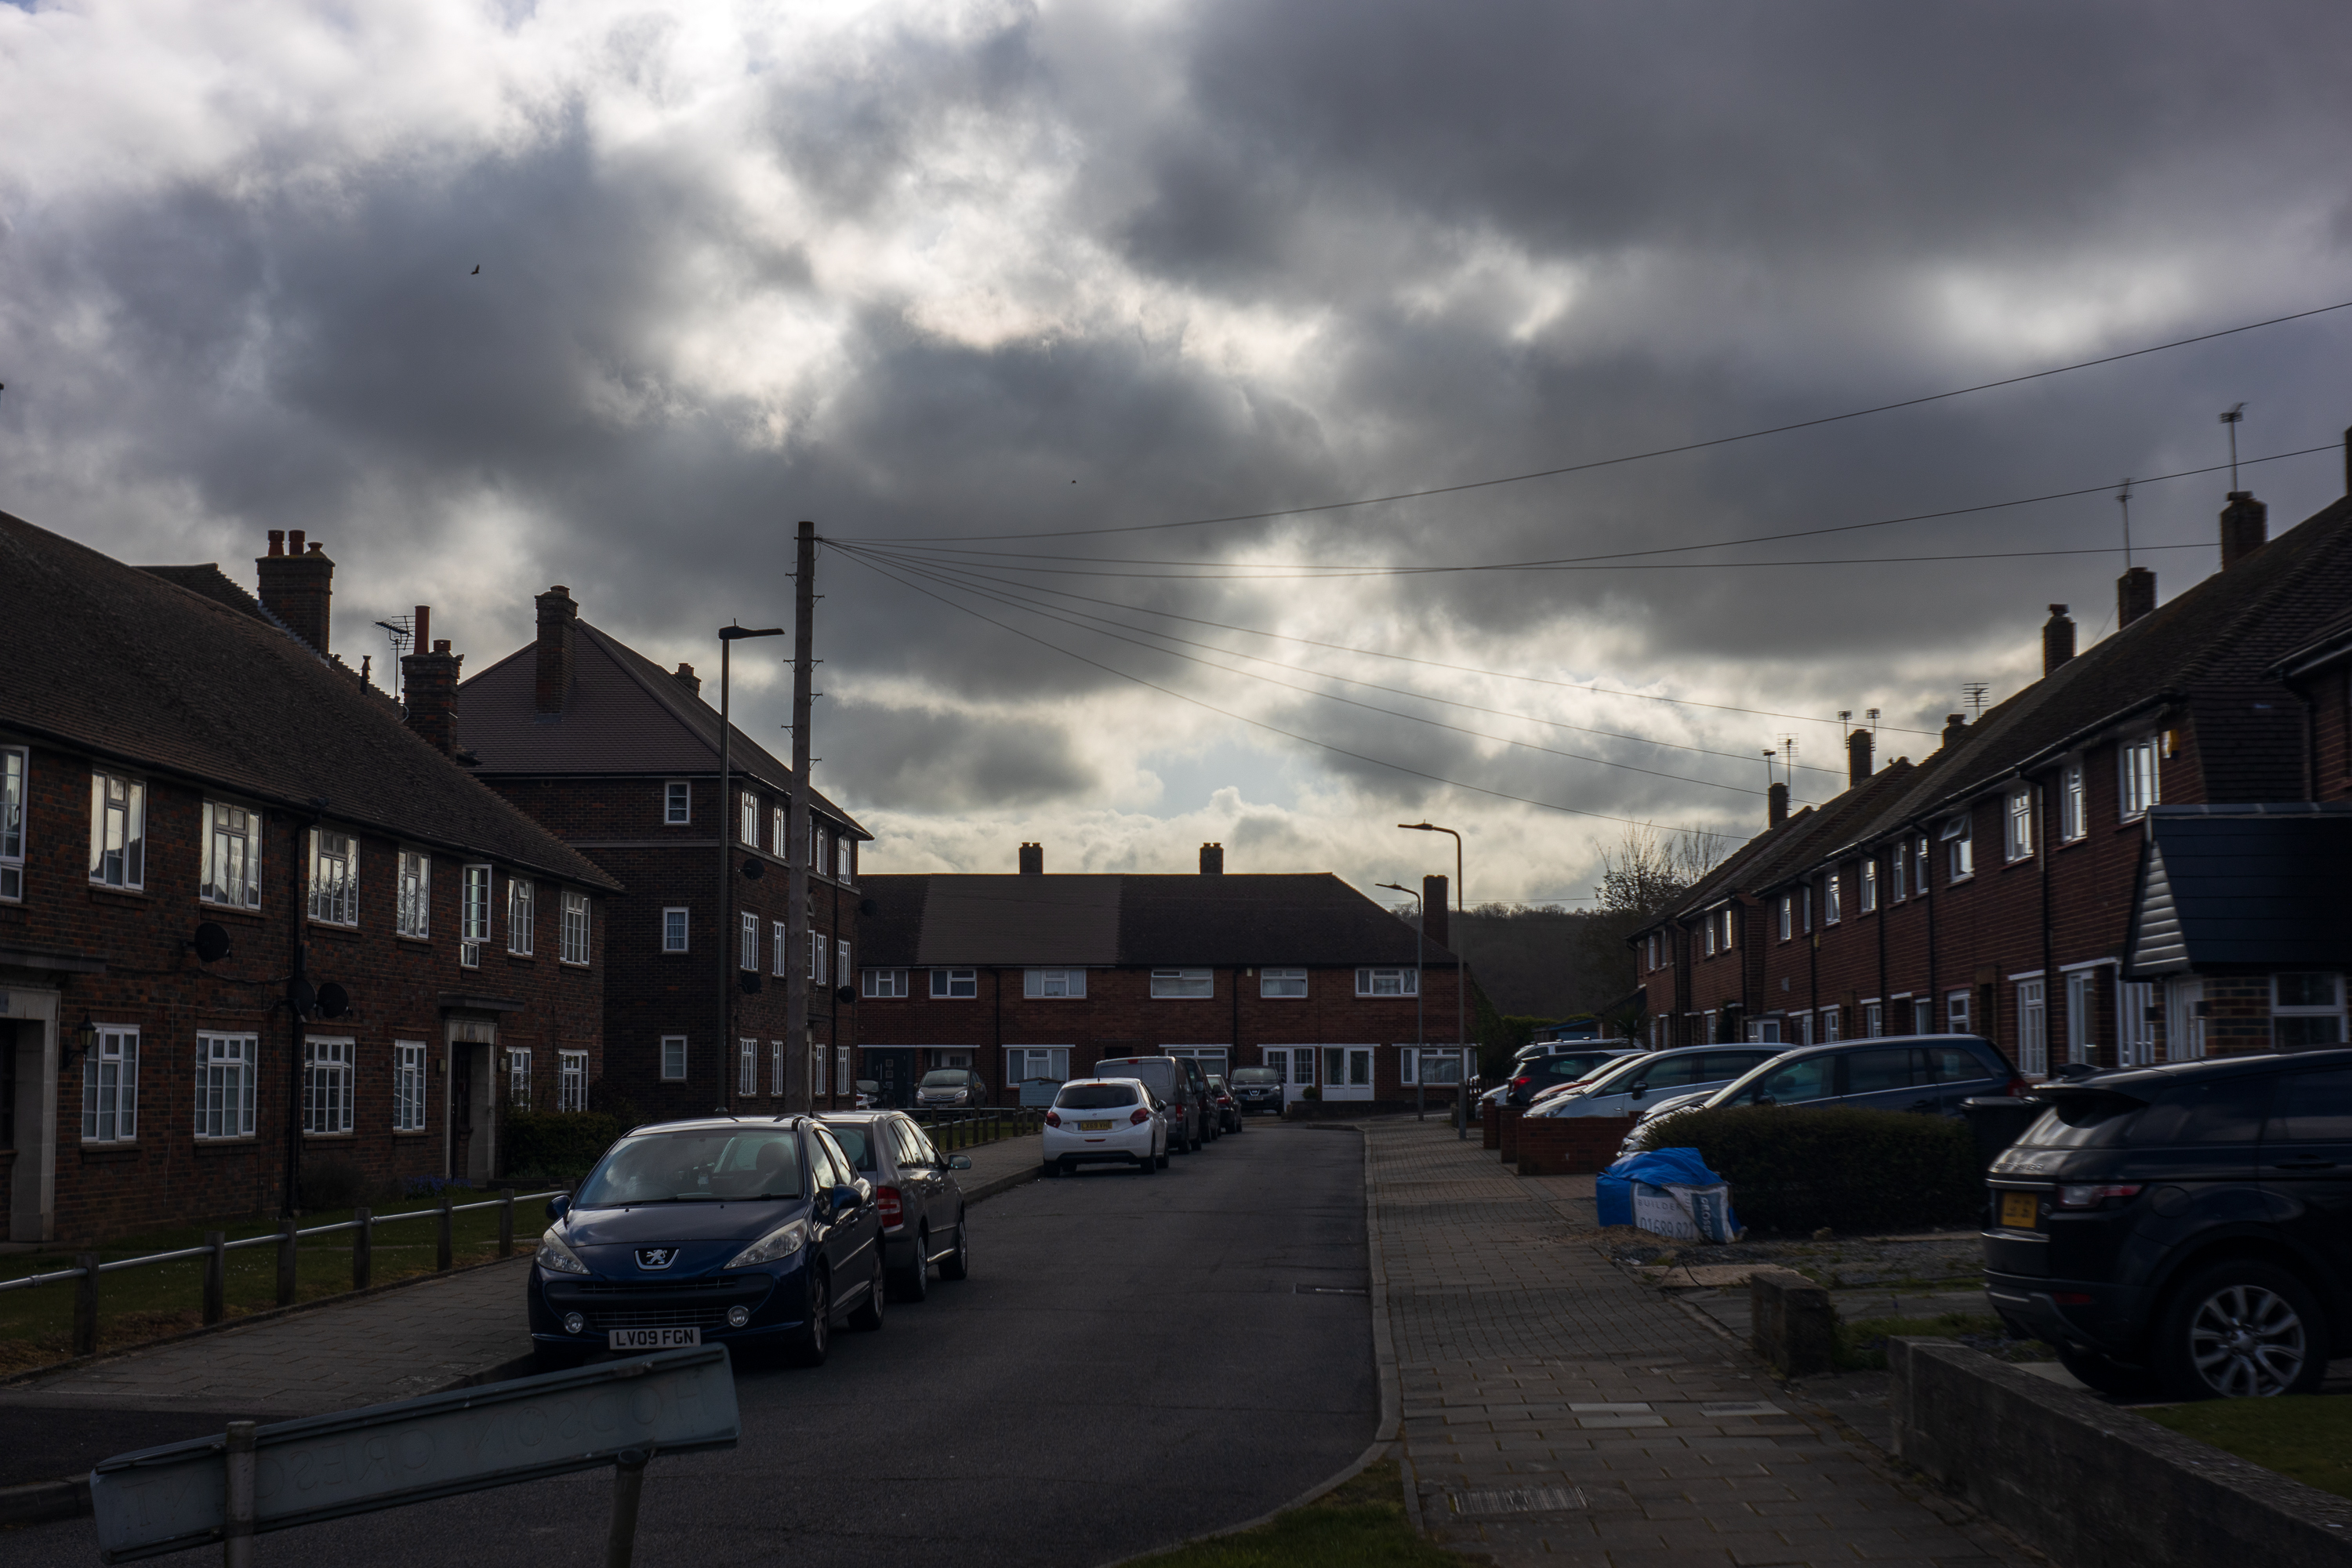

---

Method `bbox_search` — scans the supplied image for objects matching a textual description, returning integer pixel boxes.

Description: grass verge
[2141,1396,2352,1502]
[1834,1311,2053,1372]
[1119,1460,1482,1568]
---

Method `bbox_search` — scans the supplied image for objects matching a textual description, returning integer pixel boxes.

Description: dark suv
[1095,1055,1209,1151]
[1985,1049,2352,1400]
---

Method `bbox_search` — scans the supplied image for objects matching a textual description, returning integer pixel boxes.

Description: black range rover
[1984,1048,2352,1399]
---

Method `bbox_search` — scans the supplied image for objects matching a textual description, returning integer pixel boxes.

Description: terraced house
[0,516,615,1243]
[1635,441,2352,1074]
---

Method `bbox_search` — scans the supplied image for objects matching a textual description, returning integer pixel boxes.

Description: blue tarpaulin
[1596,1148,1730,1229]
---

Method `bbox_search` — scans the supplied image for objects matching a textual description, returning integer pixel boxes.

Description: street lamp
[1376,884,1426,1122]
[1399,822,1468,1140]
[717,622,786,1112]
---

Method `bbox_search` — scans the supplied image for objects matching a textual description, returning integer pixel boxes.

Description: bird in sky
[470,265,480,275]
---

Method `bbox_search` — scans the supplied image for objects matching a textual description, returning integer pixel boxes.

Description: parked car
[1501,1047,1644,1107]
[1095,1054,1210,1151]
[816,1111,975,1302]
[1207,1074,1243,1134]
[915,1069,987,1108]
[1175,1056,1223,1141]
[1228,1065,1285,1116]
[1619,1035,2026,1155]
[1525,1046,1788,1119]
[1042,1077,1169,1175]
[854,1079,880,1110]
[528,1116,884,1372]
[1985,1049,2352,1401]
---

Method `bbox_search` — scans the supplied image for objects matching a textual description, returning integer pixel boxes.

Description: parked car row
[1040,1053,1241,1176]
[1613,1034,2026,1155]
[527,1109,976,1373]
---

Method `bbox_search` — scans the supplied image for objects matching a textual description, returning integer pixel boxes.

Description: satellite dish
[315,982,351,1020]
[834,984,858,1005]
[288,977,318,1016]
[191,922,231,963]
[741,858,764,880]
[739,973,763,995]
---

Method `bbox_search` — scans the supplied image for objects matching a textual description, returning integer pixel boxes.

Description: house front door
[1321,1046,1374,1101]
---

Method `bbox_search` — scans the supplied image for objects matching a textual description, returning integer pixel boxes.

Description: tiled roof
[862,873,1455,968]
[456,622,866,835]
[0,510,619,890]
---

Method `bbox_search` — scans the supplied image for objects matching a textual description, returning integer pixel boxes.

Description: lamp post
[1399,822,1468,1139]
[717,622,786,1112]
[1377,884,1425,1121]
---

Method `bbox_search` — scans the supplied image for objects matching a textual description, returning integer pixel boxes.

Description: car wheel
[939,1214,971,1281]
[1136,1149,1156,1174]
[1189,1130,1203,1153]
[785,1269,831,1367]
[848,1250,887,1332]
[2056,1345,2160,1399]
[892,1228,931,1303]
[1156,1147,1170,1169]
[1040,1159,1059,1178]
[2155,1261,2327,1400]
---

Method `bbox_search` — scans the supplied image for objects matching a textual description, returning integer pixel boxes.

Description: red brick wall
[1514,1114,1638,1175]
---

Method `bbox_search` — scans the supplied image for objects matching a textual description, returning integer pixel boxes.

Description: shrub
[504,1110,622,1182]
[1637,1105,1977,1235]
[587,1078,645,1134]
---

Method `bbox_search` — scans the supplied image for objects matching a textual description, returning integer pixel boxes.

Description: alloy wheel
[2186,1283,2307,1397]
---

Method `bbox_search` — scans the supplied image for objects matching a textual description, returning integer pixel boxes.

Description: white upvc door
[1321,1045,1375,1101]
[1264,1047,1311,1108]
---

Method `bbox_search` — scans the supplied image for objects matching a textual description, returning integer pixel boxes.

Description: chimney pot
[2220,490,2269,570]
[1847,728,1875,786]
[401,636,464,757]
[267,530,285,557]
[2118,567,2157,629]
[2042,603,2076,675]
[1941,713,1969,750]
[288,530,305,554]
[1018,842,1044,876]
[533,585,579,716]
[1199,842,1224,875]
[673,662,701,696]
[255,530,334,655]
[1422,874,1450,953]
[1768,781,1789,828]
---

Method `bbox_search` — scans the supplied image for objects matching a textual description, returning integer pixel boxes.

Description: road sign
[90,1345,739,1563]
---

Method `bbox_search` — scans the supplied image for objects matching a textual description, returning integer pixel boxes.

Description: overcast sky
[6,0,2352,906]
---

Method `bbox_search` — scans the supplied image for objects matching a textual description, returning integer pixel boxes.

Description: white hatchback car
[1041,1077,1167,1176]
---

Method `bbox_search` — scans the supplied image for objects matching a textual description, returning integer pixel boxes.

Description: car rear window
[577,1128,803,1204]
[1231,1068,1279,1084]
[1058,1083,1141,1109]
[1098,1060,1179,1096]
[826,1124,878,1171]
[2120,1077,2271,1146]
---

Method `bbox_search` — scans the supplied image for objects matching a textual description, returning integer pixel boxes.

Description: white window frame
[196,1033,257,1140]
[460,862,492,965]
[394,1040,429,1131]
[1942,814,1973,881]
[835,1044,851,1094]
[558,1049,587,1113]
[507,877,535,956]
[662,906,690,953]
[396,848,430,938]
[1006,1045,1072,1084]
[814,822,831,878]
[741,911,760,972]
[840,836,858,885]
[308,827,357,924]
[1824,875,1842,927]
[1778,895,1792,941]
[202,800,263,910]
[2272,973,2347,1051]
[811,932,829,981]
[1802,885,1813,932]
[1891,843,1907,901]
[1352,967,1415,998]
[771,1039,786,1097]
[2017,981,2047,1077]
[772,920,788,977]
[1862,1001,1884,1038]
[1704,916,1718,957]
[1913,834,1931,895]
[1946,989,1973,1035]
[1023,968,1087,999]
[741,790,760,848]
[2065,971,2096,1064]
[1261,967,1308,998]
[2118,735,2160,821]
[661,1035,688,1081]
[2118,978,2158,1067]
[739,1036,757,1096]
[1399,1047,1468,1085]
[2060,759,2087,842]
[82,1025,139,1142]
[90,771,147,890]
[664,781,691,826]
[303,1036,354,1135]
[1860,859,1878,914]
[561,890,590,966]
[0,746,24,901]
[931,967,978,999]
[837,940,851,989]
[864,967,909,998]
[2005,785,2034,862]
[1797,1011,1814,1047]
[814,1039,827,1097]
[1720,906,1736,949]
[2166,978,2207,1062]
[772,806,786,855]
[1820,1006,1841,1043]
[1913,996,1934,1036]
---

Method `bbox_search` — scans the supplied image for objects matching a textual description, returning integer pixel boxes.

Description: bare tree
[1581,823,1732,1000]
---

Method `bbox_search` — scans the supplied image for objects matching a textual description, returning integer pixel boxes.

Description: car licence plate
[1998,1191,2038,1230]
[608,1326,702,1351]
[1079,1120,1113,1131]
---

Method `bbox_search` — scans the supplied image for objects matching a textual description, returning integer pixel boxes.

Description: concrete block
[1748,1266,1835,1377]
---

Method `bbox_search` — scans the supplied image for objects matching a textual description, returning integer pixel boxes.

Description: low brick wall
[1482,1103,1502,1150]
[1512,1115,1639,1176]
[1494,1108,1526,1162]
[1890,1338,2352,1568]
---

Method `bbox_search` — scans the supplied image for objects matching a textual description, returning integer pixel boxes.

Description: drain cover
[1293,1283,1368,1295]
[1447,1486,1586,1516]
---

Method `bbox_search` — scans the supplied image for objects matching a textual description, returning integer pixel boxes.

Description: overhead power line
[851,299,2352,543]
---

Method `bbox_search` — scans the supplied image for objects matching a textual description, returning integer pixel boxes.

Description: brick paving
[1367,1119,2028,1566]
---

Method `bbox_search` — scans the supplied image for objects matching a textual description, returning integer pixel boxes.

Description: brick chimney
[2220,491,2268,569]
[1199,842,1223,875]
[401,619,463,757]
[256,528,334,655]
[2117,568,2156,629]
[1941,713,1969,751]
[1847,728,1874,786]
[2042,604,2075,675]
[1768,782,1788,828]
[1018,842,1044,876]
[672,662,701,696]
[534,586,578,716]
[1422,874,1450,952]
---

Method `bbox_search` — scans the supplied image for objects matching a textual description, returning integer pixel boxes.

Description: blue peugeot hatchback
[528,1116,886,1370]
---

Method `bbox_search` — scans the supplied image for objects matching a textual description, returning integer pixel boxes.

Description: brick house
[1634,452,2352,1073]
[455,588,870,1124]
[856,844,1470,1109]
[0,515,615,1243]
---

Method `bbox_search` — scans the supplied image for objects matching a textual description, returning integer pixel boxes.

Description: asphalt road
[13,1121,1375,1567]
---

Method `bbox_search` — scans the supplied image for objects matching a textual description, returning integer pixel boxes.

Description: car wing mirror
[1628,1083,1646,1099]
[1754,1094,1778,1107]
[948,1155,972,1171]
[546,1195,571,1222]
[830,1183,861,1213]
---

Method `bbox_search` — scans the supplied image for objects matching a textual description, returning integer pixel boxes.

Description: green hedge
[1636,1105,1977,1234]
[504,1111,622,1181]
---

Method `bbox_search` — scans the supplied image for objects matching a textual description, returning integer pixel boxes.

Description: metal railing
[906,1108,1046,1149]
[0,1187,566,1359]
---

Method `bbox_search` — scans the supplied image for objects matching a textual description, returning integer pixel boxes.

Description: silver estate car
[1524,1046,1787,1120]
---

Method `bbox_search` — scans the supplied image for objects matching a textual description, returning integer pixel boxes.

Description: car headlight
[725,1218,808,1270]
[535,1229,590,1276]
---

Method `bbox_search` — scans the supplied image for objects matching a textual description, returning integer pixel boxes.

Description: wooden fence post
[352,1207,372,1291]
[498,1189,516,1258]
[437,1189,454,1272]
[202,1231,227,1325]
[277,1216,299,1306]
[73,1254,99,1356]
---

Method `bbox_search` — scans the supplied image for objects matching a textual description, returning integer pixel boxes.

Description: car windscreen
[1535,1053,1615,1080]
[824,1124,878,1171]
[919,1070,969,1087]
[1718,1054,1838,1106]
[1057,1083,1142,1109]
[1229,1068,1280,1084]
[1572,1055,1658,1094]
[575,1129,803,1205]
[1098,1061,1179,1096]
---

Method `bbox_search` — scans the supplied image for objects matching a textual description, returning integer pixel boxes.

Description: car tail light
[2053,1292,2095,1306]
[2055,1183,2141,1210]
[1045,1110,1061,1127]
[1130,1108,1152,1126]
[2004,1074,2032,1097]
[1512,1076,1531,1089]
[876,1186,904,1226]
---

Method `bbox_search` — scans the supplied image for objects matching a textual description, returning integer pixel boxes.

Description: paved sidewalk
[1367,1120,2027,1566]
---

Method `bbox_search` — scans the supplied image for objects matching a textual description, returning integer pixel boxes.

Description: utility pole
[786,521,817,1112]
[717,622,785,1114]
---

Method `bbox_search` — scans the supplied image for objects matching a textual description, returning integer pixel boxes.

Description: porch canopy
[2129,804,2352,975]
